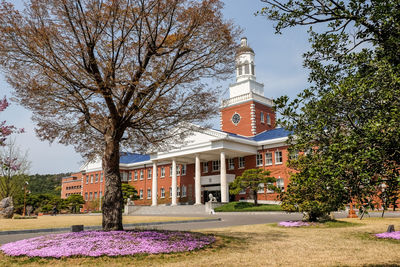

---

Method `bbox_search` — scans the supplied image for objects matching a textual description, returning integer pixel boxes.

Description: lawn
[214,201,282,212]
[0,215,206,231]
[2,217,400,266]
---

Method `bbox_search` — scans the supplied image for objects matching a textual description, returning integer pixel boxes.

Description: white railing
[221,92,274,108]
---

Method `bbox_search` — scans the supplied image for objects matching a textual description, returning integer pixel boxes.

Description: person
[51,205,58,216]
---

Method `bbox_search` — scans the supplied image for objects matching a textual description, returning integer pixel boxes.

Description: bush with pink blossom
[278,221,311,227]
[0,230,215,258]
[375,231,400,240]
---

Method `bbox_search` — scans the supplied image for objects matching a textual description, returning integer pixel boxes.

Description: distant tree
[0,139,30,199]
[28,173,70,196]
[66,194,85,213]
[0,0,239,230]
[229,169,276,206]
[121,183,138,204]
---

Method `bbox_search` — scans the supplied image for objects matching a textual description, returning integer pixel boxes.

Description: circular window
[232,113,241,125]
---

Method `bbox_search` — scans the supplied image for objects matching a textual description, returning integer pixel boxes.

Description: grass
[214,201,283,212]
[2,217,400,266]
[0,215,207,231]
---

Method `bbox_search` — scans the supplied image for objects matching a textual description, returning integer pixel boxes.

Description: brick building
[61,38,293,211]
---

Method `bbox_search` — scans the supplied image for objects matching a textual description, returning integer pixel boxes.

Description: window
[277,178,285,191]
[202,162,208,173]
[177,165,181,176]
[128,172,132,181]
[238,65,242,76]
[122,172,128,182]
[134,171,138,181]
[256,153,263,166]
[94,192,98,199]
[275,151,283,164]
[140,170,144,180]
[139,189,143,199]
[182,186,187,197]
[244,63,250,74]
[85,192,88,201]
[86,175,89,184]
[100,173,103,182]
[148,169,152,179]
[239,157,245,168]
[95,174,98,183]
[177,187,180,197]
[251,64,255,75]
[260,111,264,123]
[228,158,235,170]
[161,188,165,198]
[89,192,93,200]
[212,160,220,171]
[181,165,186,176]
[267,183,274,193]
[90,175,94,183]
[257,183,265,194]
[99,191,102,199]
[239,189,246,195]
[161,167,165,177]
[169,187,172,198]
[267,114,271,125]
[265,152,273,166]
[147,189,151,199]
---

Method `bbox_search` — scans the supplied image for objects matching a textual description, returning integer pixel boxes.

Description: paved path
[1,211,400,245]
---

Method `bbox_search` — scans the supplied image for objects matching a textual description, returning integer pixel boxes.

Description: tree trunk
[102,137,123,231]
[253,190,258,206]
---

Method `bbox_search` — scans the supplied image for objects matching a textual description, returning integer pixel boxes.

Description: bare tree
[0,138,30,199]
[0,0,239,230]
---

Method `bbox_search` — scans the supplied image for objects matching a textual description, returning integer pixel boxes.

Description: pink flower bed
[278,221,311,227]
[0,230,215,258]
[375,231,400,240]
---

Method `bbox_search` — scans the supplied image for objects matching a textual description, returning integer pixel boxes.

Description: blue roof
[252,128,292,142]
[214,127,291,142]
[120,153,150,164]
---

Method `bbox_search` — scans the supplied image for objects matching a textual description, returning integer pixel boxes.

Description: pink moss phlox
[375,231,400,240]
[0,230,215,258]
[278,221,311,227]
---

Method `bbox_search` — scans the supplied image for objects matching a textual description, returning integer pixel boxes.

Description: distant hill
[28,173,71,196]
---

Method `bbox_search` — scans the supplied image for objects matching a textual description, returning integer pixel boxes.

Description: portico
[149,128,257,206]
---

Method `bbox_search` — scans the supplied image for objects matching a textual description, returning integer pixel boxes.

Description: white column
[220,151,228,203]
[151,161,158,206]
[195,154,201,205]
[171,158,177,206]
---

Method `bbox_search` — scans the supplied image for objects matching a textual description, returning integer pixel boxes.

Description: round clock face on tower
[232,113,241,125]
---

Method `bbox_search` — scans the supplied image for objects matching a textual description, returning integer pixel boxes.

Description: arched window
[238,66,242,76]
[251,63,255,75]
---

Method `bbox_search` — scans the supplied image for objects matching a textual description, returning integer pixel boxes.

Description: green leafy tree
[121,184,139,204]
[66,194,85,214]
[259,0,400,217]
[230,169,276,206]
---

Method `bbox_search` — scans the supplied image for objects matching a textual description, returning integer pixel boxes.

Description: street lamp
[22,181,29,217]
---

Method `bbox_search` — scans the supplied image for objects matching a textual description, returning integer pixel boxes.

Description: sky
[0,0,311,175]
